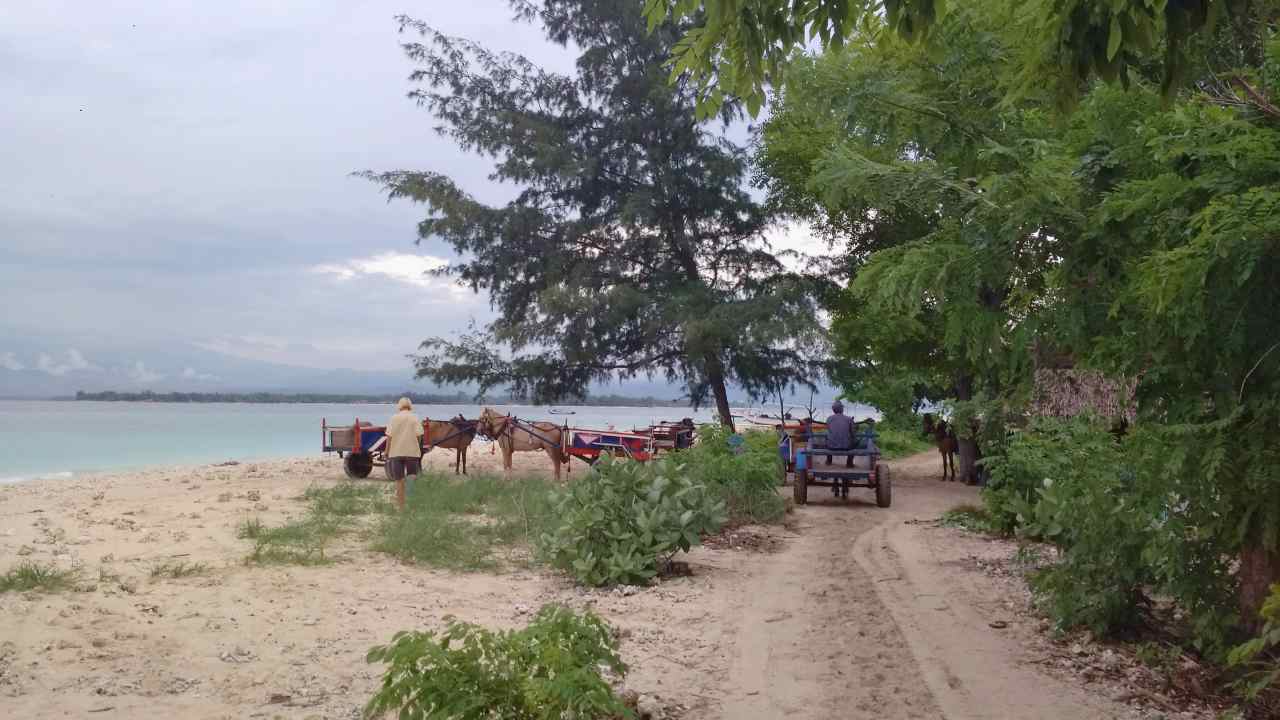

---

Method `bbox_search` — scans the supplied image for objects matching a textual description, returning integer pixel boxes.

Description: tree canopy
[643,0,1251,115]
[744,0,1280,655]
[365,0,826,427]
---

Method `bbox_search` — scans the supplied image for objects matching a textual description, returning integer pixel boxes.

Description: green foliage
[940,503,998,534]
[983,418,1242,655]
[872,426,933,460]
[1230,584,1280,700]
[541,455,727,586]
[679,425,786,524]
[368,1,825,423]
[364,604,631,720]
[371,474,557,572]
[644,0,1243,116]
[0,562,76,594]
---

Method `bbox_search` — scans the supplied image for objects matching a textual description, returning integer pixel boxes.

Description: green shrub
[1229,584,1280,701]
[983,418,1154,635]
[541,455,727,586]
[679,424,785,525]
[364,604,631,720]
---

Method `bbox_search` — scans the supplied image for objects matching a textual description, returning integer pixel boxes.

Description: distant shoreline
[65,390,692,408]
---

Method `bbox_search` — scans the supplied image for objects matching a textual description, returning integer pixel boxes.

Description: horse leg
[461,446,467,475]
[939,447,948,481]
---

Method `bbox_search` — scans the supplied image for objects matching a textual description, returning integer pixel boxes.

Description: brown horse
[424,415,477,475]
[477,407,565,480]
[923,413,958,482]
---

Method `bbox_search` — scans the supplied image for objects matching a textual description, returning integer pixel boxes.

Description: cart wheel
[794,469,808,505]
[875,463,892,508]
[344,453,373,480]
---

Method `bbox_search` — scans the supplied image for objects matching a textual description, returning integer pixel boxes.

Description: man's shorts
[386,457,422,481]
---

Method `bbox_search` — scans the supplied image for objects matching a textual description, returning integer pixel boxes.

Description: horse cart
[321,417,476,479]
[562,420,696,465]
[787,422,891,507]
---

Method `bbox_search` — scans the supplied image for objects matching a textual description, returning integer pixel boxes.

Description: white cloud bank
[312,252,456,290]
[128,361,164,384]
[181,366,219,381]
[0,352,23,371]
[36,349,97,376]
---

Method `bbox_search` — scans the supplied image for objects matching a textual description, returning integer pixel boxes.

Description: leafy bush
[983,418,1154,634]
[540,455,727,586]
[364,604,631,720]
[679,424,785,524]
[1230,584,1280,701]
[980,417,1242,653]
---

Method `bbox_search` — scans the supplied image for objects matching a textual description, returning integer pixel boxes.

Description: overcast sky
[0,0,585,380]
[1,1,826,396]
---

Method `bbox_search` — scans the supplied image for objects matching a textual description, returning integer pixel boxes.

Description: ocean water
[0,400,736,482]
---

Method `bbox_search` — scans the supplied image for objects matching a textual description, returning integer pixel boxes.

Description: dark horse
[923,413,958,482]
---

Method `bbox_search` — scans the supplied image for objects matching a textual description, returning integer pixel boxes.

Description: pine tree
[364,0,824,427]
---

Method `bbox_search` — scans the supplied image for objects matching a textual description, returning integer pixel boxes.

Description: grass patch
[370,473,556,572]
[941,503,999,534]
[237,481,393,566]
[148,560,210,580]
[241,516,344,565]
[0,562,76,594]
[874,427,934,459]
[303,482,391,517]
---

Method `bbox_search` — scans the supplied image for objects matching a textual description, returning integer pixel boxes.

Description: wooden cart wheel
[344,453,373,480]
[794,469,808,505]
[875,463,892,508]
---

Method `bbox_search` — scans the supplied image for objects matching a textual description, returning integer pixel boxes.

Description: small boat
[548,409,576,415]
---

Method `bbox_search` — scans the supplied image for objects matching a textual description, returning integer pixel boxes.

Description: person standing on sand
[385,397,423,511]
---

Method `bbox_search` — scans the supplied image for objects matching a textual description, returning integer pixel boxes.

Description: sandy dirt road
[0,444,1161,719]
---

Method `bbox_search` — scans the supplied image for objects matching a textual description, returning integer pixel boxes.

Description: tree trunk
[706,356,735,432]
[955,372,979,485]
[1239,541,1280,631]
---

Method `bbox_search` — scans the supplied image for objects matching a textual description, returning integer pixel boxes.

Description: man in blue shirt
[825,401,855,467]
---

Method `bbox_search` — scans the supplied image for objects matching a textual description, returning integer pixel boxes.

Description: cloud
[128,361,164,384]
[312,252,458,291]
[36,348,97,375]
[181,366,219,382]
[0,352,23,371]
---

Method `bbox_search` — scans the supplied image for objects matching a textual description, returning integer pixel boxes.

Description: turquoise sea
[0,400,743,482]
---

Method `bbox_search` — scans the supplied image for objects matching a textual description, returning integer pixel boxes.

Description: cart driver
[825,401,855,468]
[386,397,424,511]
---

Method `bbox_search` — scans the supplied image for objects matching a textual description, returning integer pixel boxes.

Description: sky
[0,0,826,396]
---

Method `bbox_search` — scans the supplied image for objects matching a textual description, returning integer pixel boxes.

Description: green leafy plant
[541,455,727,586]
[1229,584,1280,700]
[678,425,785,525]
[364,604,632,720]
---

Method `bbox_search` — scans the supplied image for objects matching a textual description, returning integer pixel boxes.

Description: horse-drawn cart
[322,417,476,479]
[787,423,890,507]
